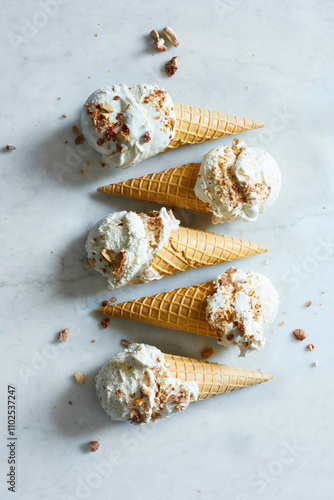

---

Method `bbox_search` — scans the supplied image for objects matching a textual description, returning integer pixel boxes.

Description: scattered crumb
[101,162,106,168]
[65,141,68,144]
[80,170,87,175]
[68,401,73,405]
[306,301,312,307]
[72,125,79,135]
[264,260,269,265]
[95,33,98,37]
[88,76,91,79]
[58,328,69,342]
[86,161,90,165]
[75,134,85,145]
[307,344,315,351]
[321,291,325,294]
[165,56,180,77]
[314,361,318,367]
[53,405,57,409]
[57,97,61,100]
[246,86,249,90]
[293,329,307,341]
[101,318,110,329]
[121,339,131,347]
[111,297,117,303]
[73,372,85,386]
[201,347,214,359]
[91,340,96,343]
[6,144,16,150]
[102,300,110,307]
[89,441,100,452]
[62,113,67,118]
[279,321,284,326]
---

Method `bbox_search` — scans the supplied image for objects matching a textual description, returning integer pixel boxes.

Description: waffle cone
[97,163,208,212]
[98,281,217,337]
[151,226,269,277]
[164,353,272,400]
[166,102,265,150]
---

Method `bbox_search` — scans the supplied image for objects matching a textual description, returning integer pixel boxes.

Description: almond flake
[73,372,85,386]
[102,102,114,112]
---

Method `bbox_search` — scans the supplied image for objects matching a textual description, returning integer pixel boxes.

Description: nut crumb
[142,132,151,143]
[68,401,73,405]
[57,97,61,100]
[293,329,307,341]
[89,441,100,452]
[201,347,214,359]
[165,56,180,77]
[279,321,285,326]
[307,343,315,351]
[150,29,160,40]
[72,125,79,135]
[58,328,69,342]
[314,361,318,367]
[155,38,167,52]
[163,26,179,47]
[101,318,110,329]
[80,170,87,175]
[6,144,16,150]
[306,301,312,307]
[73,372,85,386]
[264,260,269,265]
[101,162,106,168]
[75,134,85,145]
[62,113,67,118]
[111,297,117,303]
[121,339,131,347]
[91,340,96,343]
[102,300,110,307]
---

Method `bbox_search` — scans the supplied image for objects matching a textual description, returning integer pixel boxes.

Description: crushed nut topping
[6,144,16,150]
[58,328,69,342]
[150,29,160,40]
[155,38,167,52]
[89,441,100,452]
[307,343,315,351]
[102,300,110,307]
[293,329,307,341]
[101,318,110,329]
[201,347,214,359]
[142,132,151,142]
[306,301,312,307]
[73,372,85,386]
[72,125,79,135]
[163,26,179,47]
[75,134,85,145]
[165,56,180,77]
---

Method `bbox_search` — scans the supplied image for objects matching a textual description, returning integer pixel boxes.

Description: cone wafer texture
[150,226,269,277]
[164,353,273,400]
[98,281,217,337]
[97,163,208,212]
[166,103,265,150]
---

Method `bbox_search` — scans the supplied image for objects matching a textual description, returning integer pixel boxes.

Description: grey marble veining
[1,1,334,499]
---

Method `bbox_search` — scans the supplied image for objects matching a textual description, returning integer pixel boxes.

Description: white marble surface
[1,1,334,499]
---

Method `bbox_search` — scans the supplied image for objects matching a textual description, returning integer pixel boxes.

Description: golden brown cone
[97,163,206,212]
[165,102,265,150]
[164,353,273,400]
[98,281,217,337]
[150,226,269,277]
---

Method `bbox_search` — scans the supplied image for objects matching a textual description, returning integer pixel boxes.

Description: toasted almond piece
[134,398,143,406]
[89,440,100,452]
[121,339,131,347]
[155,38,167,52]
[306,301,312,307]
[116,131,130,143]
[73,372,85,386]
[165,56,180,77]
[150,29,160,40]
[6,144,16,150]
[314,361,318,367]
[201,347,214,359]
[307,343,315,351]
[102,102,114,112]
[293,328,307,341]
[101,248,114,263]
[87,258,95,268]
[163,26,179,47]
[115,251,127,267]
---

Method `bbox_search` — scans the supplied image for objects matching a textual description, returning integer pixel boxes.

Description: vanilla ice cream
[81,84,176,168]
[194,139,281,224]
[86,208,179,289]
[96,343,199,424]
[206,268,279,356]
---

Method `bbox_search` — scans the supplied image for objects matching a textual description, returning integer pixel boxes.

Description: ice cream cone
[151,226,269,277]
[166,103,265,150]
[98,281,217,337]
[97,162,205,211]
[164,353,273,400]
